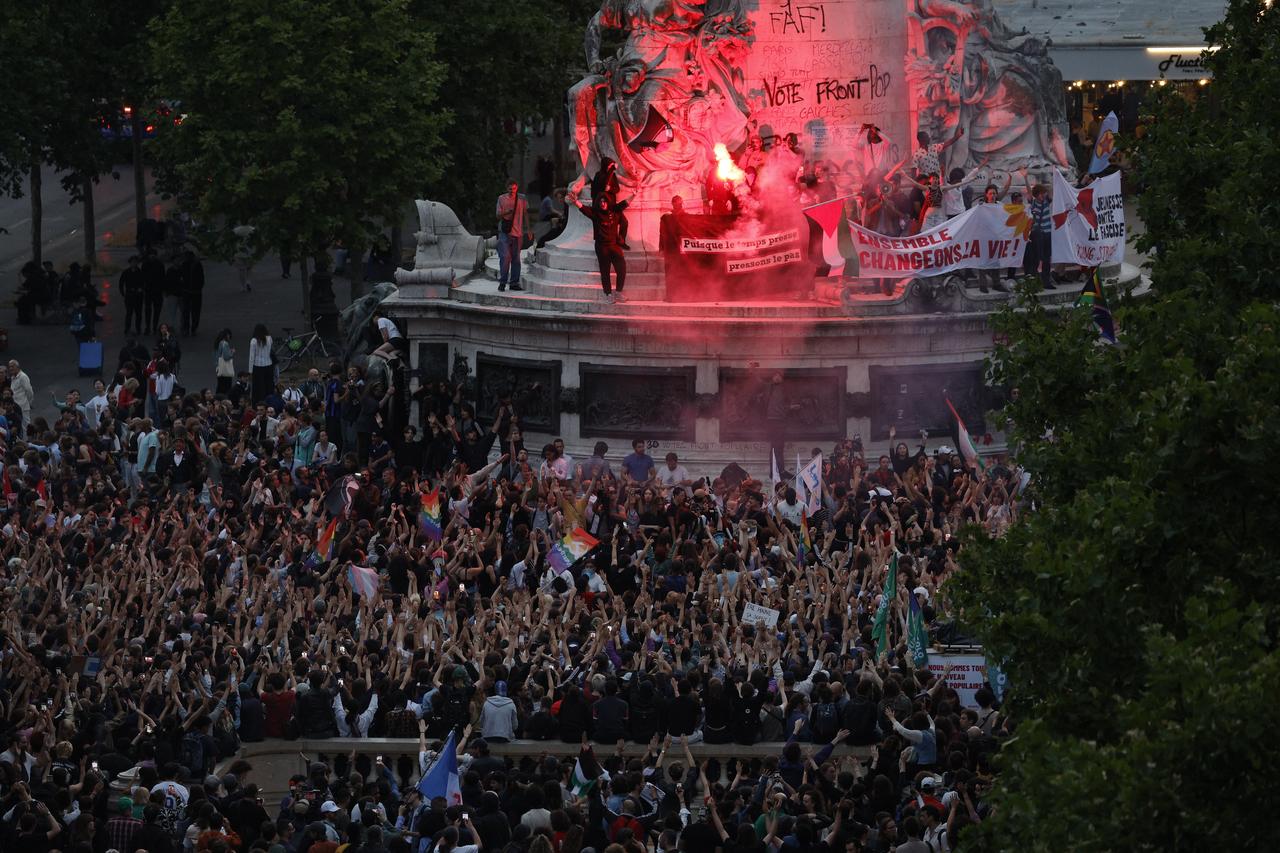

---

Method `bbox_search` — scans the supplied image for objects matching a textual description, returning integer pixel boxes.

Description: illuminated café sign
[1148,46,1215,80]
[1050,46,1214,82]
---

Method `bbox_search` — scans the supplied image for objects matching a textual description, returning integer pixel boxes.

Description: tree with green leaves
[0,0,120,266]
[150,0,447,312]
[99,0,170,232]
[949,2,1280,850]
[419,0,598,228]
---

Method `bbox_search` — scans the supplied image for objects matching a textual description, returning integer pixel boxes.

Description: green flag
[907,588,929,667]
[871,553,898,658]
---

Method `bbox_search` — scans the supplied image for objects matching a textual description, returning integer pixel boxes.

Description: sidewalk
[4,239,319,423]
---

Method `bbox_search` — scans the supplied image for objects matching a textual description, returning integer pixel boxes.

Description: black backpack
[180,731,206,778]
[386,708,419,738]
[440,686,471,731]
[630,700,658,743]
[732,700,758,744]
[841,696,879,745]
[811,701,839,742]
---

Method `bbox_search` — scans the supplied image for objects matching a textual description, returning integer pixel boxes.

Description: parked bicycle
[271,317,342,372]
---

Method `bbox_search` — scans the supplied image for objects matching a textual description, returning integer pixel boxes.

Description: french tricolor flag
[418,729,462,804]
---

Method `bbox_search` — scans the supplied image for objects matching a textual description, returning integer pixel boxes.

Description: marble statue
[568,0,755,217]
[907,0,1074,173]
[394,200,486,286]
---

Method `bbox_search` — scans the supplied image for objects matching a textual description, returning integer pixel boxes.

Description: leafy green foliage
[0,0,122,198]
[150,0,446,263]
[418,0,597,227]
[949,2,1280,849]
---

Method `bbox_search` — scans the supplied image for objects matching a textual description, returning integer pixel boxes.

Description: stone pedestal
[384,267,1153,477]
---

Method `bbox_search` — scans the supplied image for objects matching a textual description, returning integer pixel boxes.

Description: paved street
[0,166,318,422]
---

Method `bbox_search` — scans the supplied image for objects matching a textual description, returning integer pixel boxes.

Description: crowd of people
[0,329,1024,853]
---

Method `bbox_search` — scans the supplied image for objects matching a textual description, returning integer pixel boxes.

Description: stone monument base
[386,256,1145,478]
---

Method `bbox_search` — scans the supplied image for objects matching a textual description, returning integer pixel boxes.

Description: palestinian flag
[570,744,603,796]
[803,197,853,277]
[945,397,987,476]
[1075,267,1117,344]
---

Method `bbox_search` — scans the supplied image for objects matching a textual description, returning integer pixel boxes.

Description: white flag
[771,448,781,492]
[796,453,823,514]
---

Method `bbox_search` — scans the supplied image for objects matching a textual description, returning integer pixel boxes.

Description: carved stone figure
[906,0,1074,174]
[568,0,755,243]
[580,369,694,438]
[340,282,398,365]
[394,200,487,286]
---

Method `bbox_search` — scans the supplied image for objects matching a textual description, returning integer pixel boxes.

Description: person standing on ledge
[590,158,630,249]
[496,179,531,292]
[568,190,630,304]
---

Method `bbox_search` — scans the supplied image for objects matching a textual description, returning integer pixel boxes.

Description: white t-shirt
[775,499,804,527]
[377,317,402,340]
[153,373,176,401]
[86,394,110,427]
[943,187,967,217]
[152,779,190,806]
[657,464,690,487]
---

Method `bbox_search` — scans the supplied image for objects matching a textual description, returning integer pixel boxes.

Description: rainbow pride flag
[549,527,600,573]
[419,488,443,541]
[304,517,339,569]
[799,509,812,565]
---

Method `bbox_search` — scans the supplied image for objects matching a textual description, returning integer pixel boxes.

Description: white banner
[1051,170,1125,266]
[726,249,804,274]
[680,229,800,253]
[925,652,988,709]
[742,602,781,628]
[849,203,1029,277]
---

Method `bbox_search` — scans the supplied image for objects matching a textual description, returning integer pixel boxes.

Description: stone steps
[449,283,850,319]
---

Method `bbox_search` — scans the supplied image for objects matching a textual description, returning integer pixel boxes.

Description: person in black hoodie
[295,672,339,739]
[731,680,763,745]
[556,685,590,743]
[473,790,511,852]
[627,678,661,743]
[181,250,205,336]
[664,679,699,738]
[237,683,265,743]
[591,679,629,744]
[140,250,166,335]
[840,677,881,746]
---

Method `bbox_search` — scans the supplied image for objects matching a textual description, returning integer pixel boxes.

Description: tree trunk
[82,175,96,268]
[390,223,402,272]
[29,158,42,266]
[349,242,366,302]
[553,112,566,188]
[300,254,312,324]
[131,111,145,232]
